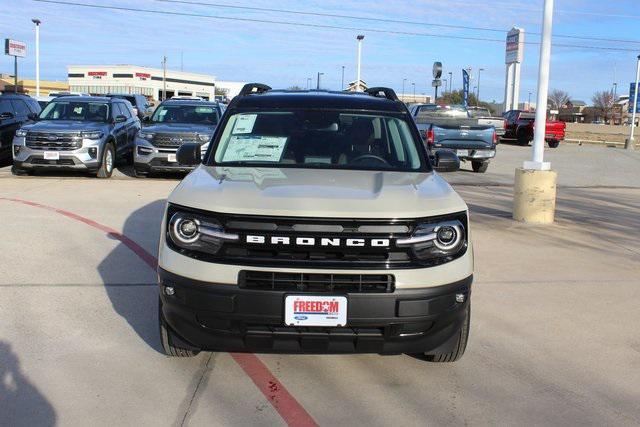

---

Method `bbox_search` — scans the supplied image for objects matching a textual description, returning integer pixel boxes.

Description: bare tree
[287,85,304,91]
[591,90,615,123]
[548,89,571,109]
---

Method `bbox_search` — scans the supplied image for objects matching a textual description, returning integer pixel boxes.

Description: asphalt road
[1,143,639,426]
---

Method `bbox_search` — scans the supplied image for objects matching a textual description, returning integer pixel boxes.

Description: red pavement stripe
[231,353,318,427]
[0,196,318,427]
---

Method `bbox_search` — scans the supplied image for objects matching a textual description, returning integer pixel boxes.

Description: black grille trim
[26,132,83,151]
[151,132,199,148]
[239,271,395,293]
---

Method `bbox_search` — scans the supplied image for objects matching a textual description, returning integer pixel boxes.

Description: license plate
[43,151,59,160]
[545,134,554,138]
[456,149,469,157]
[167,153,177,162]
[285,295,347,327]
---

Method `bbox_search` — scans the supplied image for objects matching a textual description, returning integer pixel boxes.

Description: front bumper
[134,139,195,173]
[159,268,472,354]
[12,137,103,171]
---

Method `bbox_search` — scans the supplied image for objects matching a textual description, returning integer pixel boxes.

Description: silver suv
[12,96,140,178]
[133,99,224,177]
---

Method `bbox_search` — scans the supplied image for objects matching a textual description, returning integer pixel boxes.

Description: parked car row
[1,92,227,179]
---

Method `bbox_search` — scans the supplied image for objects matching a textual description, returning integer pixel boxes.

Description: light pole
[402,78,406,100]
[356,35,364,92]
[162,55,167,101]
[448,72,452,92]
[442,78,447,94]
[412,82,416,101]
[341,65,345,90]
[32,18,41,97]
[477,68,485,104]
[528,91,532,111]
[626,54,640,150]
[316,72,324,90]
[306,78,312,90]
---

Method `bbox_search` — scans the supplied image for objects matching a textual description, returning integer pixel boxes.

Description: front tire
[159,299,200,357]
[471,161,488,173]
[547,139,560,148]
[97,143,115,178]
[425,303,470,363]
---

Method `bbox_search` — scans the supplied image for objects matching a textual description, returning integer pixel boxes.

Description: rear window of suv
[210,110,426,171]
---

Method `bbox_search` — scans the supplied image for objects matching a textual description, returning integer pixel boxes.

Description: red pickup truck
[502,110,566,148]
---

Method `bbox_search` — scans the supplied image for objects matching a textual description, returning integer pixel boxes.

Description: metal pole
[626,55,640,150]
[162,55,167,101]
[434,85,438,101]
[528,92,532,111]
[448,72,452,92]
[477,68,484,104]
[14,56,18,93]
[525,0,554,170]
[356,35,364,92]
[341,66,345,90]
[306,78,311,90]
[316,72,323,90]
[32,19,41,97]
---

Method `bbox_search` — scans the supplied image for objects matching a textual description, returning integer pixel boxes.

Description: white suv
[157,84,472,362]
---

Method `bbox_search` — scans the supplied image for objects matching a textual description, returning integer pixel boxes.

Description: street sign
[4,39,26,58]
[629,82,640,113]
[433,62,442,79]
[432,79,442,87]
[505,27,524,64]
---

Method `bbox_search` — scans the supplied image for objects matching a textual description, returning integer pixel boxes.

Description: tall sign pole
[513,0,557,224]
[356,35,364,92]
[5,39,27,93]
[625,55,640,150]
[32,19,41,97]
[504,27,524,111]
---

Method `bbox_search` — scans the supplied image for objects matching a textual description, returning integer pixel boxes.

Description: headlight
[168,211,239,255]
[397,218,467,261]
[139,131,154,140]
[15,129,28,138]
[82,131,104,139]
[198,133,213,143]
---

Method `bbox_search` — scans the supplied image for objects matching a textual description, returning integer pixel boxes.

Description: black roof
[51,95,113,102]
[0,93,35,99]
[161,99,219,106]
[232,90,405,112]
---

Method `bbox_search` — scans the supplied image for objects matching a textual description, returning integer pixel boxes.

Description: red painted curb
[0,196,317,427]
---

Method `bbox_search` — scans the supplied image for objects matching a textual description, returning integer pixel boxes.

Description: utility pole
[316,72,324,90]
[32,18,41,97]
[341,65,345,90]
[626,55,640,150]
[162,55,167,101]
[528,91,532,111]
[356,35,364,92]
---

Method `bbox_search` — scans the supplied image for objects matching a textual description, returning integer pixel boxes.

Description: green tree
[437,90,493,114]
[287,85,305,91]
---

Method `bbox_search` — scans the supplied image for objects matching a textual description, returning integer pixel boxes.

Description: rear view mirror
[177,143,202,166]
[433,149,460,172]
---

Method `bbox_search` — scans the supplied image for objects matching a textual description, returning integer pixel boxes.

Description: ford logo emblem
[170,137,182,143]
[294,315,308,321]
[47,135,58,141]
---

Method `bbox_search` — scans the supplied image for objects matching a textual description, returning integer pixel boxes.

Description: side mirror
[114,115,127,123]
[27,112,38,121]
[433,149,460,172]
[177,143,202,166]
[0,111,14,121]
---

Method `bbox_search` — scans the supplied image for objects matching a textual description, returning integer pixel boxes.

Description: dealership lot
[1,144,639,426]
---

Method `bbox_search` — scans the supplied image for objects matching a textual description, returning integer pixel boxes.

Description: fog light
[455,293,465,303]
[165,286,175,296]
[13,145,21,156]
[137,146,153,155]
[88,147,97,159]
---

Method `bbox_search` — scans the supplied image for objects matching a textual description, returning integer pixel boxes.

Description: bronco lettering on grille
[246,235,390,247]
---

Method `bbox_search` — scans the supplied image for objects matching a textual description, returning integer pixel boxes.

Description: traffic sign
[433,62,442,79]
[630,83,639,114]
[432,79,442,87]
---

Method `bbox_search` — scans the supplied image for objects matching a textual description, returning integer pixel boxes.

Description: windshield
[211,110,426,171]
[151,104,219,125]
[39,101,110,122]
[468,108,491,118]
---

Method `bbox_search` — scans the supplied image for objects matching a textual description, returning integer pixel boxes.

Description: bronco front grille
[26,132,82,150]
[239,271,395,293]
[151,132,198,148]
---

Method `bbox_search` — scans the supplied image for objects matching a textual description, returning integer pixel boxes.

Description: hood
[142,123,216,134]
[169,166,467,219]
[23,120,108,132]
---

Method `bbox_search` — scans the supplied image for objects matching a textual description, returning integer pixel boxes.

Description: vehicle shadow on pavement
[97,199,167,354]
[0,341,57,426]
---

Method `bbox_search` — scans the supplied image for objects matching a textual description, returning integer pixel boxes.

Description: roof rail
[237,83,272,97]
[365,87,399,102]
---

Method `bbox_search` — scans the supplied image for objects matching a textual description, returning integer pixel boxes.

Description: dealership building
[67,65,218,101]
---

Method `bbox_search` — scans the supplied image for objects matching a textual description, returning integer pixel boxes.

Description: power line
[32,0,640,52]
[150,0,640,45]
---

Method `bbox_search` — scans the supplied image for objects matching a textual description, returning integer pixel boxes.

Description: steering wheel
[350,154,391,167]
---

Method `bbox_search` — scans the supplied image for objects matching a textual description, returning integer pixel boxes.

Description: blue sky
[1,0,639,103]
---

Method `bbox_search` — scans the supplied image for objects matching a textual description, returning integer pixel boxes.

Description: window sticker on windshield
[73,107,83,114]
[195,107,214,113]
[222,135,287,162]
[158,110,168,117]
[232,114,257,134]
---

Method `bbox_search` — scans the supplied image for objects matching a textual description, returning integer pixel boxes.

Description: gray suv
[12,96,140,178]
[133,99,223,177]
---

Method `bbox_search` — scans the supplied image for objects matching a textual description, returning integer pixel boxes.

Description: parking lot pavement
[1,144,639,426]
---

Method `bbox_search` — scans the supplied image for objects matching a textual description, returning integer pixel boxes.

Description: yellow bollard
[513,168,557,224]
